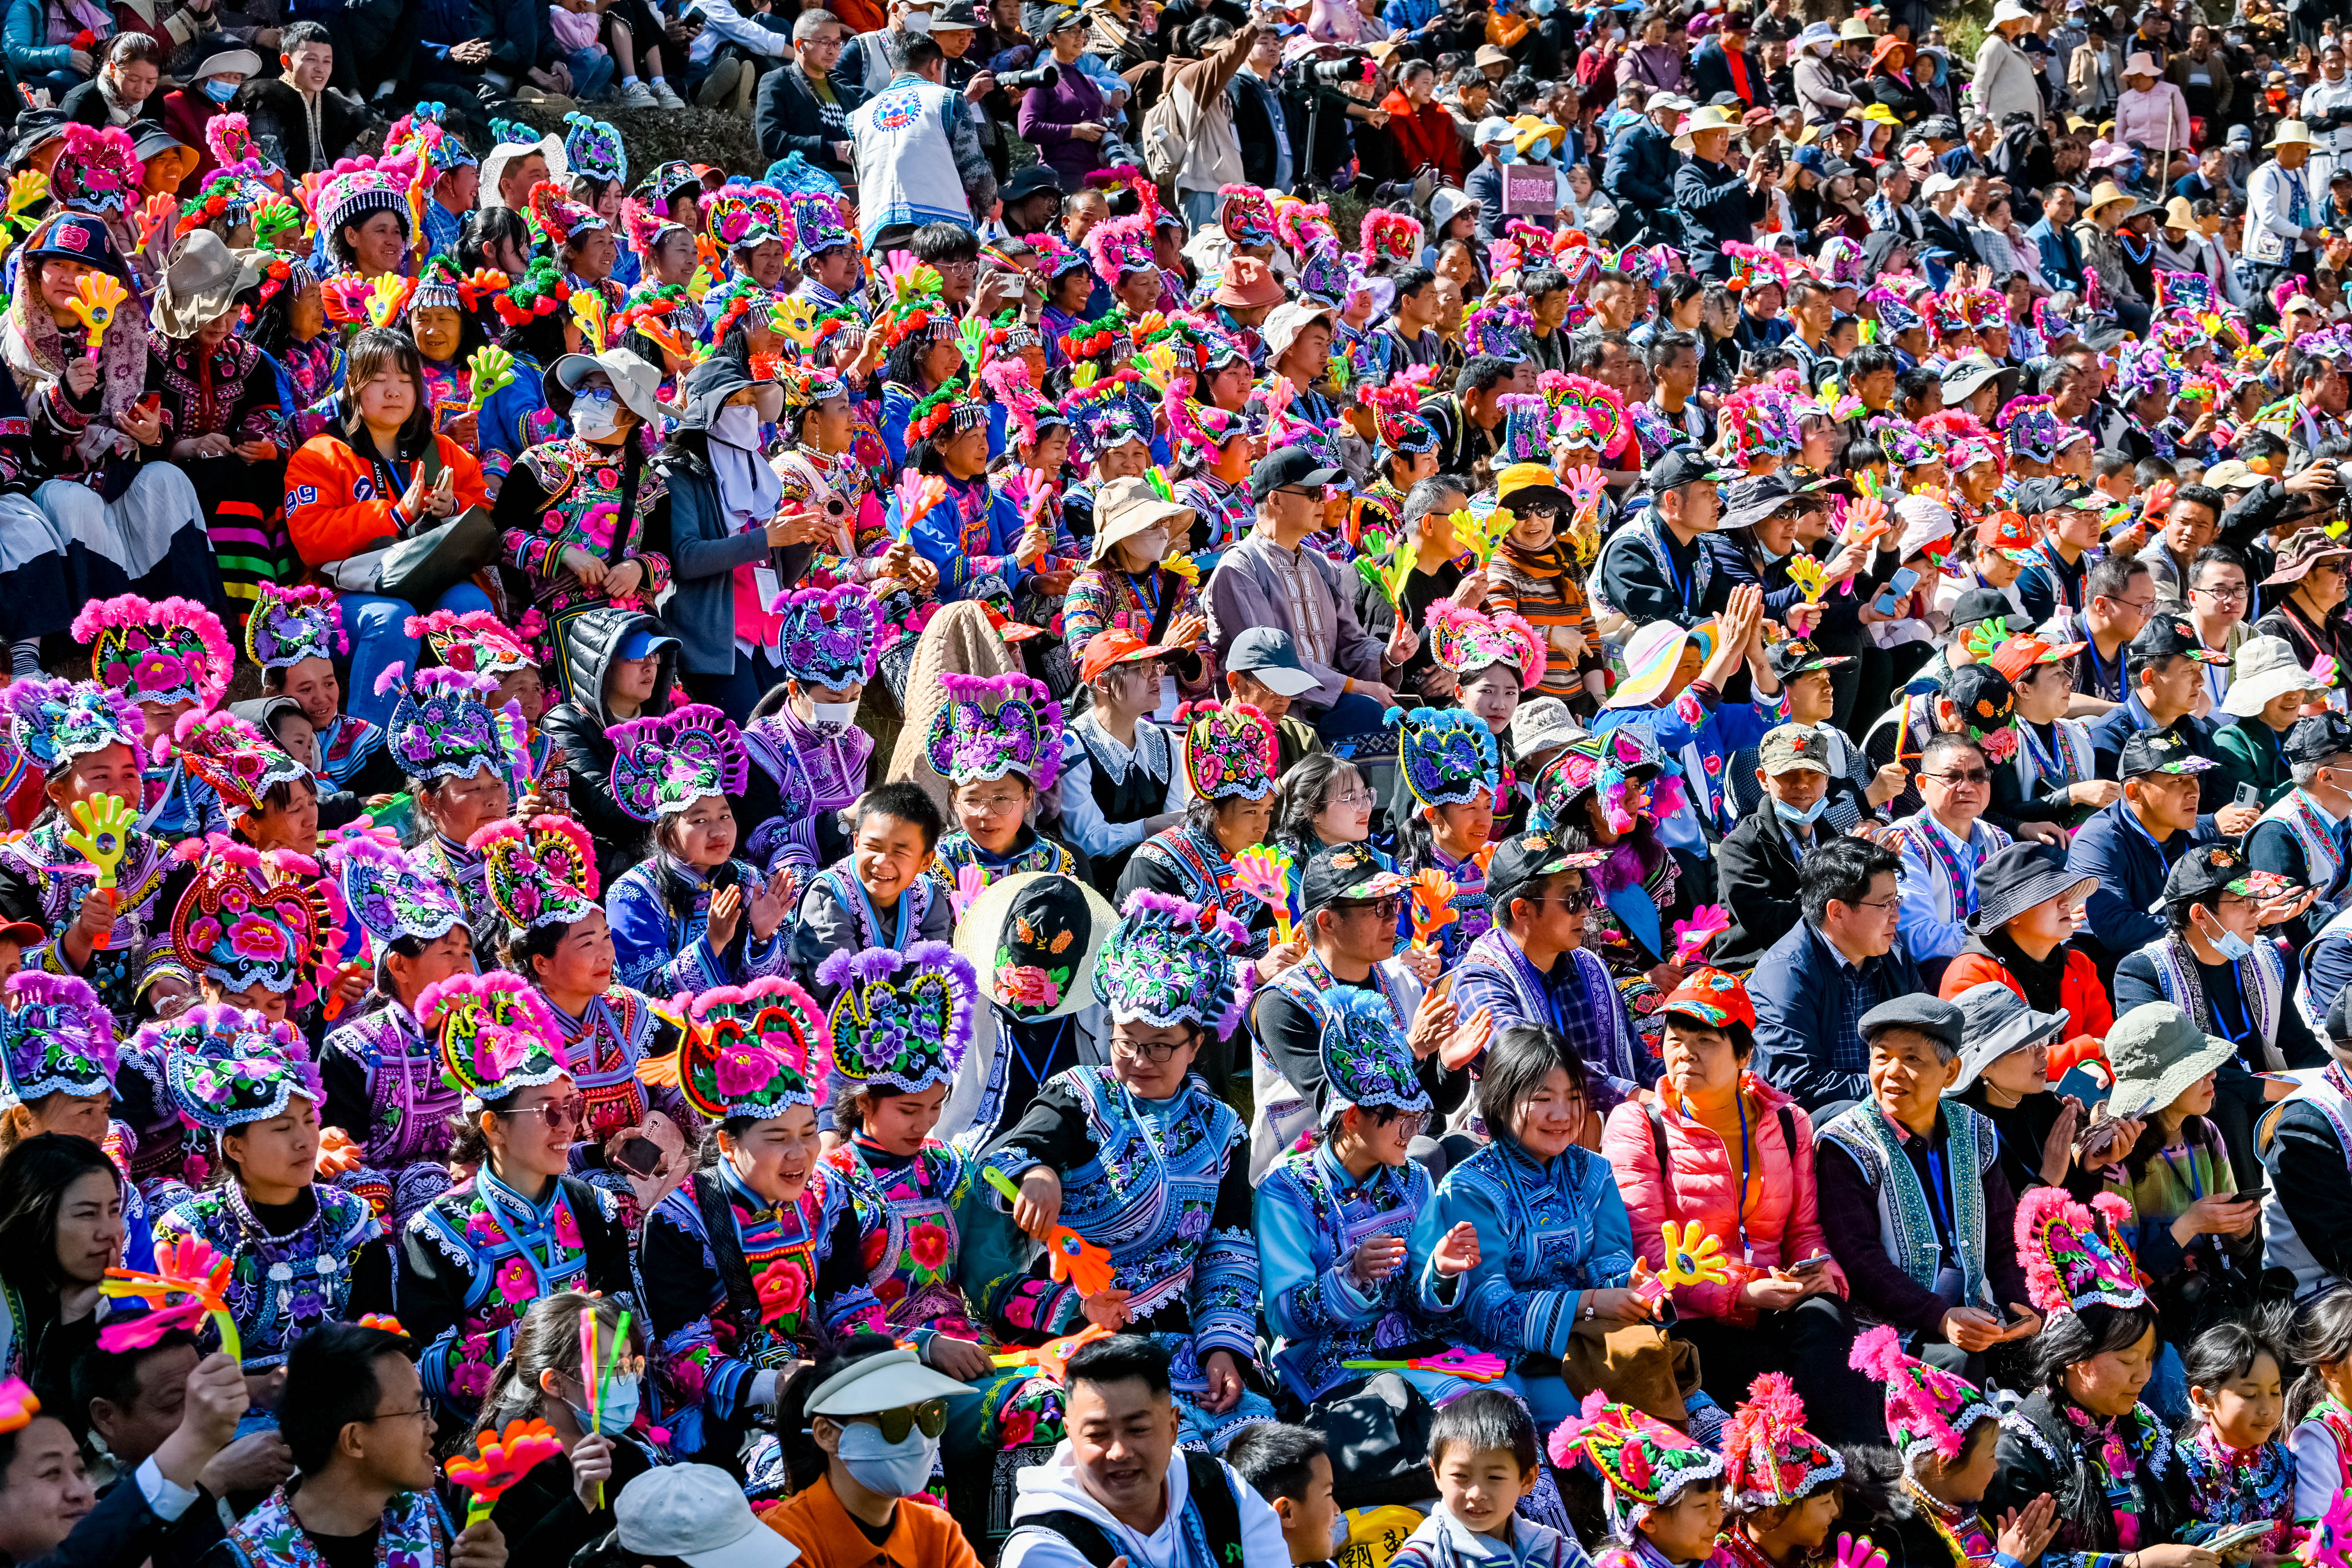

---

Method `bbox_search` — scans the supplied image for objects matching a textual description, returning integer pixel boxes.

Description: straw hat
[1672,105,1742,150]
[153,231,254,340]
[2086,180,2137,216]
[2268,119,2321,150]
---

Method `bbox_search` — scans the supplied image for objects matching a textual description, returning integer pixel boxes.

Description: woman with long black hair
[0,1133,131,1412]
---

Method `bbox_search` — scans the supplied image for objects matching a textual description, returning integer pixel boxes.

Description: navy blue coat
[1750,918,1924,1114]
[1673,154,1766,280]
[2064,797,2219,983]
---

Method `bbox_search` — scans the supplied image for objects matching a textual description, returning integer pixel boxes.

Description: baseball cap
[2159,842,2274,909]
[616,626,679,663]
[2117,730,2218,779]
[1484,830,1606,909]
[1225,626,1320,696]
[1947,587,2014,632]
[2128,612,2231,665]
[1976,509,2042,562]
[0,922,42,948]
[1249,445,1346,504]
[1647,446,1738,493]
[1077,628,1173,685]
[1300,842,1412,910]
[2200,459,2263,491]
[1766,639,1851,680]
[1759,724,1831,774]
[1988,631,2087,680]
[613,1467,803,1568]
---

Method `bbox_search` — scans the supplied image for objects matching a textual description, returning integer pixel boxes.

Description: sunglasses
[847,1399,951,1444]
[497,1095,586,1130]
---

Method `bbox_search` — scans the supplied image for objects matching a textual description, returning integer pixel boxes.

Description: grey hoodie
[999,1443,1290,1568]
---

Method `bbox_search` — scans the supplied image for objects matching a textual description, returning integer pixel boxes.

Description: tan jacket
[1159,22,1260,195]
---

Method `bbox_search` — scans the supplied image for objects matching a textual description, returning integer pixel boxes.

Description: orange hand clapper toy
[65,273,128,363]
[983,1166,1116,1297]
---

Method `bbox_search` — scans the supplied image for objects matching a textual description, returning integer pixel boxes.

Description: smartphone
[136,393,160,415]
[1788,1252,1834,1272]
[611,1136,663,1179]
[2236,782,2262,808]
[1887,566,1921,595]
[1871,588,1903,616]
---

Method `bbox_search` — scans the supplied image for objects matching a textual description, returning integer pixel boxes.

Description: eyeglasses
[1328,788,1377,807]
[1554,887,1598,912]
[1377,1110,1432,1138]
[357,1404,434,1424]
[854,1399,952,1445]
[1851,896,1904,913]
[1339,895,1404,918]
[1924,768,1991,786]
[2191,583,2248,602]
[497,1095,586,1130]
[1111,1034,1191,1064]
[2104,596,2158,615]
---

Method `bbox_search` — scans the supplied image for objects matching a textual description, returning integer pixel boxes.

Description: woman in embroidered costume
[975,889,1276,1451]
[2171,1317,2293,1555]
[248,584,406,799]
[875,260,966,473]
[773,365,914,602]
[165,710,324,857]
[408,607,553,802]
[162,828,350,1044]
[1060,474,1215,708]
[1982,1188,2190,1562]
[1391,705,1509,967]
[377,662,528,971]
[149,1005,394,1387]
[472,1291,659,1561]
[1550,1394,1733,1568]
[1119,700,1289,965]
[818,941,1071,1487]
[925,672,1079,899]
[1167,389,1259,564]
[1718,1375,1850,1568]
[0,971,159,1276]
[738,586,879,880]
[398,971,636,1419]
[403,255,489,434]
[474,811,689,1223]
[897,391,1040,612]
[639,974,885,1461]
[604,703,798,996]
[0,679,194,1019]
[71,593,236,843]
[317,830,473,1232]
[1411,1023,1690,1428]
[1255,986,1486,1415]
[479,259,582,501]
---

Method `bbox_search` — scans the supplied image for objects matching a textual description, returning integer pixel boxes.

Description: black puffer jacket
[538,605,678,885]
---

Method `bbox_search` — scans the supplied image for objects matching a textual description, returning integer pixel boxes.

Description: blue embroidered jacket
[1409,1137,1636,1361]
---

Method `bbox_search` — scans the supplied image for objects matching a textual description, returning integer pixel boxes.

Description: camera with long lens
[997,60,1060,91]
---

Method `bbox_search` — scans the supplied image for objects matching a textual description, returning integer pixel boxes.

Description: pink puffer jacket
[1600,1075,1847,1325]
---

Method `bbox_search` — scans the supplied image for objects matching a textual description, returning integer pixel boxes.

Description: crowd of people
[17,0,2352,1562]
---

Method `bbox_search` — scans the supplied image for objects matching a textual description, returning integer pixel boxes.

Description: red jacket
[1379,89,1465,186]
[1937,948,2115,1044]
[1600,1075,1847,1325]
[286,430,489,574]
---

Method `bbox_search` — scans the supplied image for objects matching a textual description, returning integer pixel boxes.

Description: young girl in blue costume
[473,811,689,1223]
[1391,705,1508,969]
[148,1005,393,1400]
[818,941,1069,1483]
[1255,986,1486,1416]
[604,703,798,997]
[318,830,474,1232]
[1120,700,1284,953]
[398,970,636,1419]
[926,672,1080,900]
[0,680,192,1018]
[376,661,538,970]
[639,975,885,1463]
[977,888,1277,1452]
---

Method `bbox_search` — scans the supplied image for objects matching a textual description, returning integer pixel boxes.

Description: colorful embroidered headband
[376,663,512,783]
[325,827,470,950]
[152,1004,321,1132]
[0,972,116,1105]
[608,704,750,821]
[406,608,536,679]
[1320,986,1429,1124]
[817,942,976,1097]
[1722,1373,1846,1509]
[2016,1187,2150,1317]
[169,834,346,1007]
[1849,1323,1999,1468]
[1093,889,1252,1037]
[471,815,600,935]
[72,595,232,709]
[420,971,570,1103]
[661,975,831,1121]
[244,584,346,670]
[778,586,880,692]
[1428,602,1546,688]
[925,672,1063,791]
[165,710,311,820]
[1547,1391,1727,1530]
[0,679,139,774]
[1393,705,1502,812]
[561,112,627,188]
[1178,700,1277,802]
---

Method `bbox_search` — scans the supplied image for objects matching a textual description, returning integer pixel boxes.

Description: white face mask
[712,403,763,449]
[835,1422,939,1497]
[810,700,860,734]
[571,390,626,443]
[903,7,933,30]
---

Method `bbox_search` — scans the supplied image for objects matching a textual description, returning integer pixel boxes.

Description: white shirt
[1002,1446,1292,1568]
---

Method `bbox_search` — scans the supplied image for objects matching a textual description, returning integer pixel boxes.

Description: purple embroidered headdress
[324,827,469,948]
[71,595,233,709]
[608,704,750,821]
[1,679,140,773]
[376,663,511,783]
[1092,889,1252,1038]
[924,672,1063,790]
[816,941,975,1096]
[145,1005,321,1133]
[777,585,880,691]
[243,584,347,670]
[0,972,117,1104]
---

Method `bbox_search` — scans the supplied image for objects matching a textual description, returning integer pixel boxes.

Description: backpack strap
[1013,1513,1122,1567]
[1644,1100,1675,1218]
[692,1172,764,1335]
[1774,1102,1800,1256]
[1183,1451,1246,1567]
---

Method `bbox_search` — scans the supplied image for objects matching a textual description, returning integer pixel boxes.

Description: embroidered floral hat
[816,941,975,1097]
[658,975,832,1121]
[54,124,140,214]
[561,112,627,187]
[1361,381,1438,457]
[406,608,537,679]
[243,583,345,670]
[1179,700,1277,803]
[1997,394,2088,466]
[1320,986,1428,1126]
[1657,966,1758,1033]
[703,182,790,253]
[956,871,1116,1023]
[1848,1324,2000,1469]
[1093,889,1251,1038]
[1723,1372,1846,1509]
[420,971,570,1104]
[779,586,880,692]
[168,835,346,1007]
[1461,296,1532,362]
[471,815,600,935]
[1493,393,1554,467]
[313,154,417,246]
[785,189,854,261]
[1393,706,1502,812]
[0,973,117,1105]
[926,672,1064,791]
[323,826,469,949]
[165,710,309,821]
[2016,1187,2151,1317]
[1548,1391,1727,1530]
[0,679,139,774]
[608,704,750,822]
[1428,603,1547,689]
[1535,729,1688,837]
[377,663,511,784]
[71,595,232,710]
[1546,373,1630,455]
[150,1005,322,1133]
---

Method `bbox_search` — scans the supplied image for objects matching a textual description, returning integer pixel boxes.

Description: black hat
[1767,638,1851,680]
[2128,612,2232,665]
[1298,843,1411,912]
[1943,663,2017,733]
[1857,994,1966,1056]
[2159,842,2260,908]
[1720,472,1800,530]
[931,0,981,24]
[1947,587,2012,631]
[1002,165,1066,203]
[2326,981,2352,1046]
[5,109,64,171]
[1249,445,1348,504]
[2010,475,2096,516]
[1484,831,1607,913]
[2117,729,2219,779]
[1967,841,2097,932]
[2286,711,2352,766]
[1647,446,1738,493]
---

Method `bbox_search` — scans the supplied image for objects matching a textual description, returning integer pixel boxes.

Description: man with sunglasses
[761,1336,979,1565]
[1450,832,1649,1121]
[1245,844,1489,1181]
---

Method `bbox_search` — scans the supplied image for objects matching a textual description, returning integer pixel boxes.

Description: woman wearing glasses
[150,1006,395,1407]
[473,1291,655,1562]
[2253,529,2352,675]
[640,978,885,1465]
[398,974,638,1426]
[978,890,1276,1451]
[1890,732,2015,993]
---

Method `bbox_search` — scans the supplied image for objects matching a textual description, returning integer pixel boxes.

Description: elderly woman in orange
[1601,967,1880,1441]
